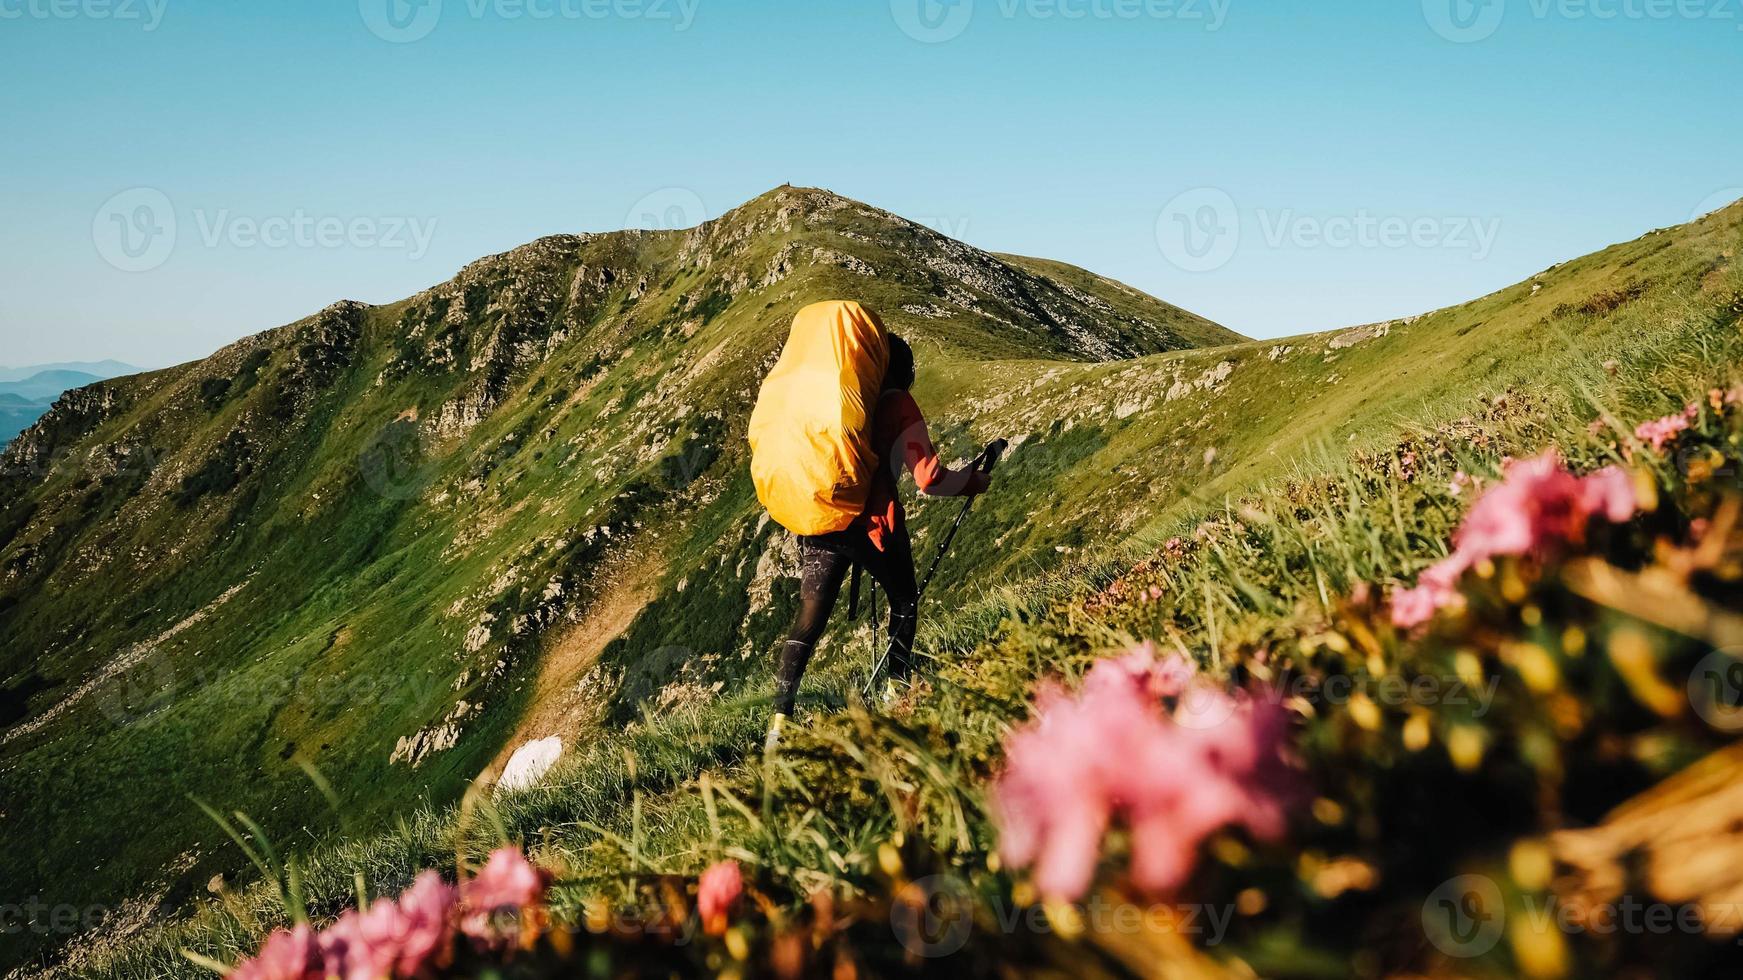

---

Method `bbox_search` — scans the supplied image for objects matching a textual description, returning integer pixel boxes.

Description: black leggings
[774,524,918,715]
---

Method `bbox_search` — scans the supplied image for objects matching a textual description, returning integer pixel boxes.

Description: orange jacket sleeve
[884,391,989,498]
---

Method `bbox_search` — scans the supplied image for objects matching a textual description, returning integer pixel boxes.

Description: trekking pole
[863,438,1009,695]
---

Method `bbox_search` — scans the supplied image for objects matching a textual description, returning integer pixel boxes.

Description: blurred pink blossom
[231,850,551,980]
[697,860,743,935]
[460,848,549,944]
[1390,452,1637,628]
[1088,642,1197,700]
[230,923,321,980]
[1635,413,1691,452]
[376,872,456,977]
[318,905,401,980]
[993,646,1296,901]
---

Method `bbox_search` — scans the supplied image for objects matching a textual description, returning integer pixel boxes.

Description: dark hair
[885,335,916,391]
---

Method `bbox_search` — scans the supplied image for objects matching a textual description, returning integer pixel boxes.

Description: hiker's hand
[967,471,992,496]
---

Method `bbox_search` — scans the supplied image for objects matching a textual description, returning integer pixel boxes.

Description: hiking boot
[764,712,787,751]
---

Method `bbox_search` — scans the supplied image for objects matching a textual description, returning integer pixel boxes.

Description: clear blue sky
[2,0,1739,368]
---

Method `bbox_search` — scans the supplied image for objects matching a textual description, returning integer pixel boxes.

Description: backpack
[748,301,891,536]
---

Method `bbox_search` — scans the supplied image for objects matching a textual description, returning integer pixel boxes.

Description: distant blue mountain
[0,360,140,384]
[0,370,101,404]
[0,362,139,446]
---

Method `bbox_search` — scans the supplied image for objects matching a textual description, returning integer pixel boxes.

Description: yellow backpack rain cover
[748,301,891,536]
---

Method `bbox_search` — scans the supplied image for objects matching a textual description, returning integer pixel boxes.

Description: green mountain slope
[0,185,1239,972]
[8,187,1742,976]
[59,198,1743,980]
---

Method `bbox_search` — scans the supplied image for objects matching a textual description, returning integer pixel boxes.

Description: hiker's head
[885,335,916,391]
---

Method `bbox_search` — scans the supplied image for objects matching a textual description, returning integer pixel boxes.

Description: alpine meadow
[5,179,1743,976]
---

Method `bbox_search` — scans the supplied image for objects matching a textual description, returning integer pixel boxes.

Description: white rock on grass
[496,736,563,796]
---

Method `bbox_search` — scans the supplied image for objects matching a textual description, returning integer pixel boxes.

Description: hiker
[766,331,990,720]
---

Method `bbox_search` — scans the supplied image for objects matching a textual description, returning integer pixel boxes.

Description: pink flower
[231,923,321,980]
[1088,642,1197,700]
[1390,453,1637,628]
[1456,452,1578,558]
[373,872,456,978]
[1635,413,1690,452]
[697,860,743,935]
[1390,581,1449,630]
[317,908,398,980]
[231,870,463,980]
[1578,466,1637,523]
[993,646,1297,902]
[460,848,549,944]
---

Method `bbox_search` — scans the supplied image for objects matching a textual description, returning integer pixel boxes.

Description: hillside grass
[57,206,1743,977]
[0,185,1252,975]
